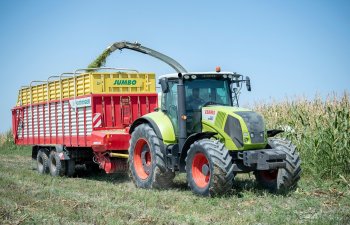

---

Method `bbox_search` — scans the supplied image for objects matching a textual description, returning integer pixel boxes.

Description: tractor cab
[159,71,251,136]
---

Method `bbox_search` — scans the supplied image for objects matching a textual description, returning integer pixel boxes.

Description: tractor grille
[235,111,265,143]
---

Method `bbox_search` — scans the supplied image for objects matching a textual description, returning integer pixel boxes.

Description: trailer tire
[129,124,175,189]
[254,138,302,193]
[49,151,66,177]
[37,150,49,174]
[65,160,76,177]
[85,162,101,174]
[186,139,234,196]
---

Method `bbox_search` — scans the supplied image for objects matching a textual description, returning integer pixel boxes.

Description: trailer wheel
[129,124,175,189]
[185,139,234,196]
[65,160,76,177]
[254,138,302,192]
[85,162,100,174]
[48,151,66,176]
[37,150,49,174]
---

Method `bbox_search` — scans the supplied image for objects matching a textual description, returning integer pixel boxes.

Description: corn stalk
[255,92,350,179]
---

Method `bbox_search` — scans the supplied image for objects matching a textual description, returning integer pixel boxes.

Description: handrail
[58,73,77,105]
[18,86,29,106]
[47,74,76,105]
[25,67,139,108]
[85,67,139,73]
[29,81,48,109]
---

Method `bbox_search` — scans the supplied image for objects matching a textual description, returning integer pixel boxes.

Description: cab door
[162,81,179,137]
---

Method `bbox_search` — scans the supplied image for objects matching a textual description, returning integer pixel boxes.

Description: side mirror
[246,76,251,91]
[159,77,169,93]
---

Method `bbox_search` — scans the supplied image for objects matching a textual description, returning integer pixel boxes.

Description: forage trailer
[12,68,157,175]
[12,41,301,196]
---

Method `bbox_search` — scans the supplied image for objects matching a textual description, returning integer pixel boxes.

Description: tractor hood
[201,106,267,150]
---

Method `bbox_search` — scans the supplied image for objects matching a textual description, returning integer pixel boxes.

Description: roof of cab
[158,72,237,80]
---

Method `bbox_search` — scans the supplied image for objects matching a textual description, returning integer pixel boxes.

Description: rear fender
[129,112,176,156]
[129,112,176,144]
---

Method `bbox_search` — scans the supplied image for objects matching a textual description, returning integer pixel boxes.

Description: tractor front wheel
[129,124,175,189]
[186,139,234,196]
[254,138,302,192]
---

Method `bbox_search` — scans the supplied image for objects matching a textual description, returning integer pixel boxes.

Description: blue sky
[0,0,349,132]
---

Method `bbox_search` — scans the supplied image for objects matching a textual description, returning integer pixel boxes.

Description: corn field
[255,92,350,180]
[0,130,22,151]
[1,93,349,181]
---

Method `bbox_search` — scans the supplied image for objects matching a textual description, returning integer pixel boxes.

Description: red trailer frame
[12,93,157,148]
[12,92,157,174]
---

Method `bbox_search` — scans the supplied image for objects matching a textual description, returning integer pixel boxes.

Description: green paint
[143,112,177,144]
[201,106,267,151]
[113,79,137,85]
[138,105,267,151]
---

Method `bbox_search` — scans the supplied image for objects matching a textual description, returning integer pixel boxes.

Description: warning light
[215,66,221,72]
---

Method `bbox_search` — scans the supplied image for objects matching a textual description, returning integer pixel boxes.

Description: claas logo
[113,79,137,85]
[204,110,216,115]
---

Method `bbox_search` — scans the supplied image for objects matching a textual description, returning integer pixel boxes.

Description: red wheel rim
[192,152,210,188]
[133,138,152,180]
[260,170,278,181]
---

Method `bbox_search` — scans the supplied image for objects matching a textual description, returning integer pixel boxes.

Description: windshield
[185,78,232,111]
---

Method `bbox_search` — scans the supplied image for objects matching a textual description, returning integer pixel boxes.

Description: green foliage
[0,130,28,154]
[255,92,350,180]
[86,48,112,72]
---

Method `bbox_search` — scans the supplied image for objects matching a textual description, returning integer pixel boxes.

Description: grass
[1,93,350,224]
[0,146,349,224]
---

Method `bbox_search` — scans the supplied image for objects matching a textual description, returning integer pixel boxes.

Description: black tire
[65,160,76,177]
[254,138,302,192]
[37,150,49,174]
[85,162,101,174]
[185,139,234,196]
[48,151,66,177]
[129,124,175,189]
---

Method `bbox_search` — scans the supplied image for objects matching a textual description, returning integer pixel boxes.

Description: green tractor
[104,41,302,196]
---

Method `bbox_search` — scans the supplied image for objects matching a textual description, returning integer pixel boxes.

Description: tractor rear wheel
[186,139,234,196]
[129,124,175,189]
[48,151,66,177]
[37,149,49,174]
[254,138,301,192]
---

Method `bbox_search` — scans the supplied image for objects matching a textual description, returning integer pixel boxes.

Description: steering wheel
[203,101,224,107]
